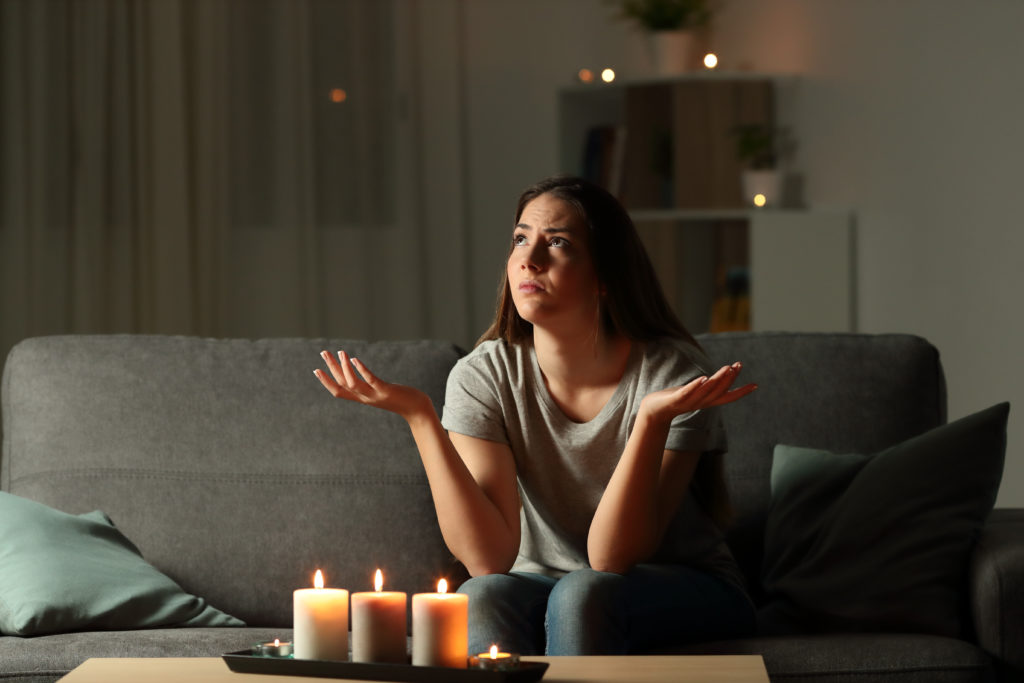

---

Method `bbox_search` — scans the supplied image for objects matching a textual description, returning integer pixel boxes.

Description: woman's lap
[457,564,754,656]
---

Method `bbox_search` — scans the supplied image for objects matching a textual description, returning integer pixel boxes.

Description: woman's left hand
[638,362,756,427]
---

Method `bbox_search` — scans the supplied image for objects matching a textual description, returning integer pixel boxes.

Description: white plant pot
[649,30,695,75]
[741,169,782,208]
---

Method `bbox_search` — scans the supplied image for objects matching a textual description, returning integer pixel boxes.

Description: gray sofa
[0,332,1020,683]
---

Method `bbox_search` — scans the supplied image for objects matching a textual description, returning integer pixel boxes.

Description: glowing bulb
[577,68,594,83]
[703,53,719,69]
[273,639,280,647]
[313,569,324,589]
[437,578,448,594]
[601,68,615,83]
[753,194,767,208]
[374,568,384,592]
[329,88,347,103]
[489,645,499,659]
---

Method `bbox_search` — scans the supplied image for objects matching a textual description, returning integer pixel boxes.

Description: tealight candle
[351,569,408,664]
[293,569,349,661]
[474,644,519,670]
[254,638,293,658]
[411,578,468,668]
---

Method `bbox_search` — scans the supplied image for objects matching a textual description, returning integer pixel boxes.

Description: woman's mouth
[518,280,545,293]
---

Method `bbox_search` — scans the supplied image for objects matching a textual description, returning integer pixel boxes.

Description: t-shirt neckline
[527,341,642,427]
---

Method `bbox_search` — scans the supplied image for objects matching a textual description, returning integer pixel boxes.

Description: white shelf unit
[559,74,856,334]
[629,210,856,335]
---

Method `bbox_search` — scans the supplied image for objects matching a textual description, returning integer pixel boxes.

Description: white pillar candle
[411,578,468,668]
[351,569,408,663]
[293,569,349,661]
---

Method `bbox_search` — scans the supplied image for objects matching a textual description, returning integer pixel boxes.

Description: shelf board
[561,71,798,93]
[629,207,850,223]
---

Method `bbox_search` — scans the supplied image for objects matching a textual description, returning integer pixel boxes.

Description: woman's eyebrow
[515,222,573,234]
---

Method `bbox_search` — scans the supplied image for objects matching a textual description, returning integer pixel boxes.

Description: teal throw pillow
[759,402,1009,638]
[0,492,244,636]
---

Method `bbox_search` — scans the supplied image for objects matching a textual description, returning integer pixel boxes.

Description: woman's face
[507,193,601,335]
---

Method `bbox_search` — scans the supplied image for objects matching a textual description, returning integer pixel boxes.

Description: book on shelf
[581,124,627,198]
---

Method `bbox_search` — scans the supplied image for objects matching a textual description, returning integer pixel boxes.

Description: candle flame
[374,568,384,592]
[314,569,324,589]
[437,578,448,594]
[273,639,280,647]
[489,645,498,659]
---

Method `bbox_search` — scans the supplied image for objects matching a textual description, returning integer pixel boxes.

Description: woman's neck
[532,326,632,391]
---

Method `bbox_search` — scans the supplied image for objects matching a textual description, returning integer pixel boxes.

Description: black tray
[222,651,548,683]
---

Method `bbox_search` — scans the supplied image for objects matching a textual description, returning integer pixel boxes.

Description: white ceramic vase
[741,169,782,207]
[649,30,695,75]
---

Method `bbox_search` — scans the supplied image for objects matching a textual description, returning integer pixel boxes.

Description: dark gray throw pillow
[0,492,244,636]
[759,402,1009,638]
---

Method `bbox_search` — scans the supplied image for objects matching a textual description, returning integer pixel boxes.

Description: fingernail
[320,351,328,359]
[699,376,709,385]
[733,362,742,369]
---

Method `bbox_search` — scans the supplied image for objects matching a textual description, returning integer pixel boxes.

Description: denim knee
[458,573,553,656]
[545,569,626,655]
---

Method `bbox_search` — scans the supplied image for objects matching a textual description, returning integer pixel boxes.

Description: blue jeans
[457,565,756,656]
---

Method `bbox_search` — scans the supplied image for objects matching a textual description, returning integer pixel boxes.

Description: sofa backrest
[2,332,948,623]
[696,331,947,599]
[1,335,465,627]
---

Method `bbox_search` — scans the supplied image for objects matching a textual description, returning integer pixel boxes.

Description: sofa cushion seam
[769,663,990,678]
[10,469,428,487]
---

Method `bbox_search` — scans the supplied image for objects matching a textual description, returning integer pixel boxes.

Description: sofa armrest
[970,508,1024,680]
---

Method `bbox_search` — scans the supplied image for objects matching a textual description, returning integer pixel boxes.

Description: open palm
[314,350,428,419]
[640,362,756,424]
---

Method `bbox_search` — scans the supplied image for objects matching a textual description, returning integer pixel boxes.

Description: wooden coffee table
[59,655,768,682]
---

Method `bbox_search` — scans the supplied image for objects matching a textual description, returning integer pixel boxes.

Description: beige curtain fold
[1,0,451,371]
[1,0,228,349]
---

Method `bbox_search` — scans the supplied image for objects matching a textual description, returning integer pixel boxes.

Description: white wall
[450,0,1024,506]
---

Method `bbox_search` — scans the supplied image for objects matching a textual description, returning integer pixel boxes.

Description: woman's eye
[512,234,527,246]
[548,237,569,248]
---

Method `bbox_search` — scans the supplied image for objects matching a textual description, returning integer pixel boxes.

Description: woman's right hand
[314,350,431,421]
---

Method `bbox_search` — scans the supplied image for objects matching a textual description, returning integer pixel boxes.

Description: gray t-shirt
[441,337,745,589]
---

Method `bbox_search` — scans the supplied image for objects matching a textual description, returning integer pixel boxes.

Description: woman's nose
[520,243,546,271]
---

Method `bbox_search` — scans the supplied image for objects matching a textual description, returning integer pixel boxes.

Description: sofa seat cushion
[0,628,289,683]
[672,633,993,683]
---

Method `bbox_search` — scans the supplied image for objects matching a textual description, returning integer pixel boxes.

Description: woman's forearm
[587,411,672,573]
[404,399,520,576]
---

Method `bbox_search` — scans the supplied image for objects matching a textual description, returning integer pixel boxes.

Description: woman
[314,176,757,655]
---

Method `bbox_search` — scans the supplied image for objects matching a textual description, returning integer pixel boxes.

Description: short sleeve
[648,339,729,455]
[441,357,509,444]
[667,406,728,454]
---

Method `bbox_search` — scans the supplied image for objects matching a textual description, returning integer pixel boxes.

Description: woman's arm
[315,351,520,576]
[587,362,755,574]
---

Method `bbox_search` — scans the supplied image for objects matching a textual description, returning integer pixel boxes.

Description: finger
[313,368,355,400]
[349,357,380,389]
[337,350,364,391]
[700,364,742,402]
[668,364,741,410]
[320,350,348,386]
[706,382,758,407]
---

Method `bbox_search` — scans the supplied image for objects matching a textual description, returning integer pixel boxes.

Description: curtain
[0,0,442,368]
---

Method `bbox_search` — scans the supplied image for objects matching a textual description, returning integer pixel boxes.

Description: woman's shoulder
[449,338,529,382]
[638,336,716,386]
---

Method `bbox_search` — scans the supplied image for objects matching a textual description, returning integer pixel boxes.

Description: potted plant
[732,123,789,207]
[616,0,714,74]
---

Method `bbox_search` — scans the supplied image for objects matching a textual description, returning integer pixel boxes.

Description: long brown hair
[478,175,732,528]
